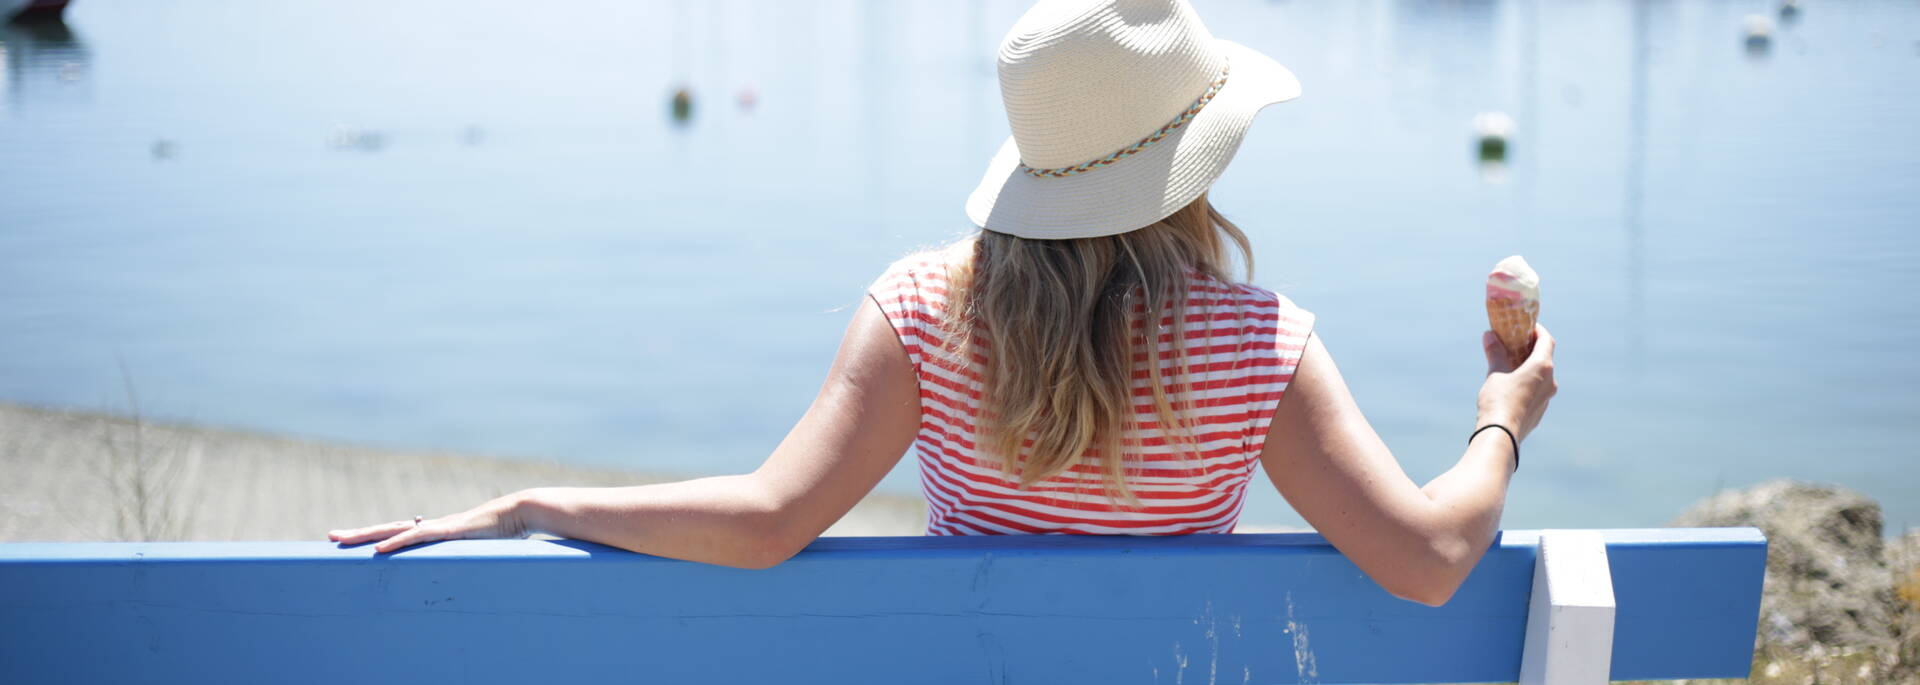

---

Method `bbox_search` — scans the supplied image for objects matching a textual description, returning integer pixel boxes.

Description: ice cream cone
[1485,255,1541,367]
[1486,295,1540,367]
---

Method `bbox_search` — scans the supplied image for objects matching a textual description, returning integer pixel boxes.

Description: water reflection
[667,0,694,128]
[0,17,88,109]
[1625,0,1650,373]
[1516,0,1540,215]
[1387,0,1500,105]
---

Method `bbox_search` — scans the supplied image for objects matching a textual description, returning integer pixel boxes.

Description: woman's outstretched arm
[1259,325,1556,606]
[328,296,922,568]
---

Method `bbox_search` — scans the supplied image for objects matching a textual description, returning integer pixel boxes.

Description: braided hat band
[1018,64,1232,180]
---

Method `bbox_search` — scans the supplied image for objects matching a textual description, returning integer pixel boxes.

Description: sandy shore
[0,402,928,543]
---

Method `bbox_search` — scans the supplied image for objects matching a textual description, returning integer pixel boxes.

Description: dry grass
[0,401,926,543]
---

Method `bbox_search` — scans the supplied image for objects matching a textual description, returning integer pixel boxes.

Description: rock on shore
[1670,480,1920,684]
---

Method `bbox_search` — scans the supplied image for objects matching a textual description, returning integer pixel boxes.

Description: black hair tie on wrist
[1469,424,1520,472]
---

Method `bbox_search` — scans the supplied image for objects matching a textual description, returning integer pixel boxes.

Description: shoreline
[0,401,928,542]
[0,401,1308,542]
[6,403,1918,679]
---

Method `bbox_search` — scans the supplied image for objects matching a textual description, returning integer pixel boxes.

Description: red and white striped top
[867,241,1316,536]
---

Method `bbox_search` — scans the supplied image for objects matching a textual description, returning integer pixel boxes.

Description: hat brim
[964,40,1300,240]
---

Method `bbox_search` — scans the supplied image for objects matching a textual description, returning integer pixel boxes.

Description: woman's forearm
[1415,431,1517,581]
[515,475,797,569]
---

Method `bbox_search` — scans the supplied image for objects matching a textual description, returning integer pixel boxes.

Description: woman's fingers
[328,520,414,545]
[1531,323,1556,363]
[372,517,468,554]
[1519,323,1555,366]
[1482,330,1514,374]
[331,495,521,553]
[1531,323,1559,398]
[371,523,435,554]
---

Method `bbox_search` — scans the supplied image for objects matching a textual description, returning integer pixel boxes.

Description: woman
[329,0,1555,607]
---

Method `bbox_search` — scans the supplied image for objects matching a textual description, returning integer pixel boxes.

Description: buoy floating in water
[1473,111,1514,164]
[1778,0,1800,21]
[669,87,694,125]
[1744,14,1774,54]
[327,125,386,152]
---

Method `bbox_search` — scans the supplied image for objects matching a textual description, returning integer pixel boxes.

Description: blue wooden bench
[0,528,1764,684]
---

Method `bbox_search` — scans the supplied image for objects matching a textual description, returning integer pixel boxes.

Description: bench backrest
[0,528,1765,684]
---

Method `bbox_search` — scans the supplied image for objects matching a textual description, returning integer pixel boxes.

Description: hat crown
[997,0,1226,170]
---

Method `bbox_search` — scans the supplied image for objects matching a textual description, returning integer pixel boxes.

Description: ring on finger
[413,515,423,527]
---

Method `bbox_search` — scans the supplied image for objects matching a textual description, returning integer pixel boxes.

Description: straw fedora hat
[965,0,1300,239]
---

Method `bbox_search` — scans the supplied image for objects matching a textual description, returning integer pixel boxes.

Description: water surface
[3,0,1917,530]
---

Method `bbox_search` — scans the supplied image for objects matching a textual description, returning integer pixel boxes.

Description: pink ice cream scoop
[1485,256,1541,367]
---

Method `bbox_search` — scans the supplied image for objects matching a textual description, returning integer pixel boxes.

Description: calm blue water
[4,0,1917,531]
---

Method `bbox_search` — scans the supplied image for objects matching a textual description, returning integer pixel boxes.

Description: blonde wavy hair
[938,193,1254,505]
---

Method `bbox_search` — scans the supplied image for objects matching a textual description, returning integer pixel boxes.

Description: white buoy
[1743,13,1774,56]
[1473,111,1516,140]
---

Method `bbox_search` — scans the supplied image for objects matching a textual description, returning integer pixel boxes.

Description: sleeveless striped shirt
[867,241,1316,536]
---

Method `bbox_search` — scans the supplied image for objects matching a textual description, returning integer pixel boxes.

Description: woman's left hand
[327,491,533,554]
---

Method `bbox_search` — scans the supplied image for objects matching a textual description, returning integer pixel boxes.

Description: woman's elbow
[732,539,804,570]
[723,516,817,570]
[1385,577,1462,608]
[1381,536,1481,607]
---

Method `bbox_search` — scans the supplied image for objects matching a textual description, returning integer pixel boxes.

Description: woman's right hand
[1475,323,1557,442]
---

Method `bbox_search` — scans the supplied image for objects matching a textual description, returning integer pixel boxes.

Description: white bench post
[1519,530,1617,685]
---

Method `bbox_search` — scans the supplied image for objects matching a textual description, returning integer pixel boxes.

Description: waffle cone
[1486,296,1539,367]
